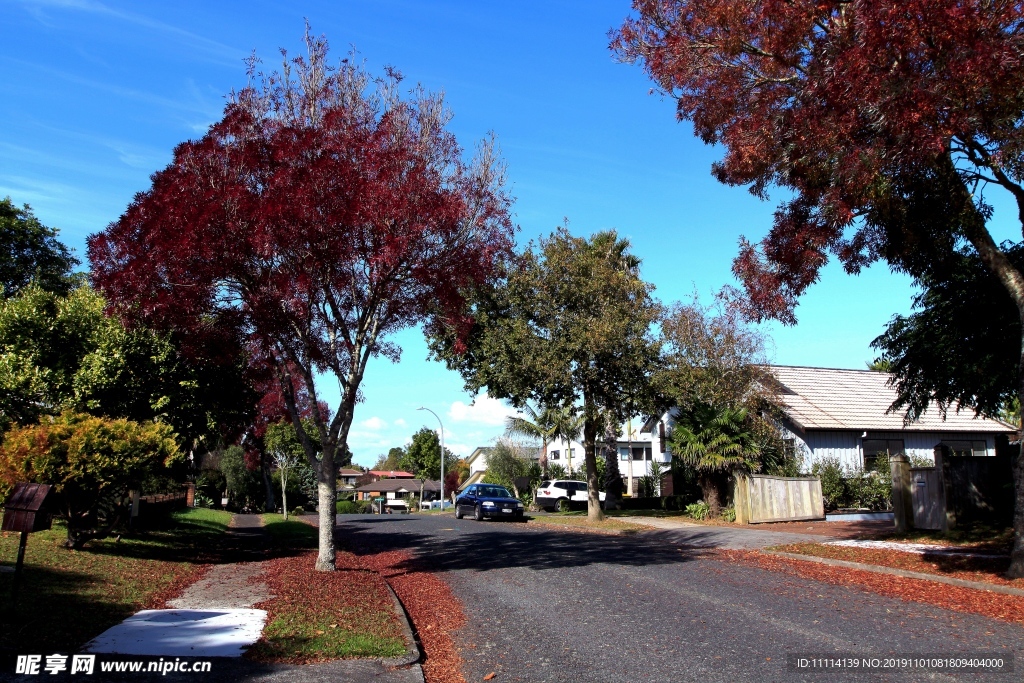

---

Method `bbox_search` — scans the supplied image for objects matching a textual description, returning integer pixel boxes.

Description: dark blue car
[454,484,525,521]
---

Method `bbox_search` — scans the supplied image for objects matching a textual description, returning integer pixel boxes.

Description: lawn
[247,514,408,663]
[524,513,646,533]
[0,507,232,655]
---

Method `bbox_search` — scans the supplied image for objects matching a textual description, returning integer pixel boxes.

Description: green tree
[401,427,456,480]
[220,445,263,510]
[432,228,661,520]
[872,246,1022,423]
[0,283,251,447]
[668,403,758,516]
[0,198,78,299]
[484,438,531,497]
[373,446,406,472]
[0,412,181,548]
[265,420,321,519]
[505,403,583,474]
[656,297,785,509]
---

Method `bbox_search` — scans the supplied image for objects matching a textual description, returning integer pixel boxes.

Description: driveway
[338,513,1024,683]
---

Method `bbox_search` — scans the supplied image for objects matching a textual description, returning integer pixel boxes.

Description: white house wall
[783,424,995,471]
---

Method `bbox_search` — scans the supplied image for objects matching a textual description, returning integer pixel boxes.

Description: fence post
[934,445,956,532]
[733,474,749,524]
[890,454,913,532]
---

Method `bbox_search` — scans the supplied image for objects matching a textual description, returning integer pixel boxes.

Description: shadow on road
[334,517,732,575]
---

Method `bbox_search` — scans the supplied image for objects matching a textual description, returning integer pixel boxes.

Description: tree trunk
[602,417,623,510]
[699,473,723,517]
[582,403,604,521]
[259,447,277,513]
[961,212,1024,577]
[281,468,288,521]
[1009,332,1024,578]
[315,459,336,571]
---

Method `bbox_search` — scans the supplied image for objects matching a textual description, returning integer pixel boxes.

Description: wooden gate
[910,467,944,530]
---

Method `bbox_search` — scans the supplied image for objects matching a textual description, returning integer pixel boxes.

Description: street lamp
[417,407,445,510]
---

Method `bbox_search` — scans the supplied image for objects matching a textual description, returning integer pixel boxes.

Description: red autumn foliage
[775,542,1024,590]
[88,27,514,568]
[355,550,468,683]
[719,549,1024,626]
[613,2,1024,320]
[612,0,1024,578]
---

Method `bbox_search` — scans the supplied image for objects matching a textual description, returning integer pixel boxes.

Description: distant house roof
[354,479,441,493]
[368,470,415,478]
[338,468,363,476]
[771,365,1015,434]
[466,447,492,466]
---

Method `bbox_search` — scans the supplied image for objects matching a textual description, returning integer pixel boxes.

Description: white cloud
[394,418,407,428]
[360,416,387,431]
[448,393,518,427]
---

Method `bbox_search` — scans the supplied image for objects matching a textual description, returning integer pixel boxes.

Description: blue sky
[4,1,1021,466]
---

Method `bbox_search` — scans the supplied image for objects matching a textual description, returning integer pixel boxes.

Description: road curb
[379,583,424,670]
[764,550,1024,597]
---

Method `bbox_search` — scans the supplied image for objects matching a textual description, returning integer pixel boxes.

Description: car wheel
[474,504,484,521]
[557,498,571,513]
[454,505,463,519]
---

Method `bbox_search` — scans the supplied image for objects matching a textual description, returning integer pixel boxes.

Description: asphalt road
[338,514,1024,683]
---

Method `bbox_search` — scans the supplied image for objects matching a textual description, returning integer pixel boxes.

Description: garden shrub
[685,501,710,520]
[0,411,181,548]
[336,500,360,514]
[290,506,304,517]
[811,456,847,510]
[721,507,736,522]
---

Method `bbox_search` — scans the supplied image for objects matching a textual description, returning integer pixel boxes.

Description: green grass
[259,514,319,549]
[0,508,232,655]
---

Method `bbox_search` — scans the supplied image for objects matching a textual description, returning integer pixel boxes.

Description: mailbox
[2,483,54,533]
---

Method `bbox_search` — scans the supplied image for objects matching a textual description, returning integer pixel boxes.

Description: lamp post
[417,407,444,510]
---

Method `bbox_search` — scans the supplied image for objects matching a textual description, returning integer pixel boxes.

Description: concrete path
[84,515,271,658]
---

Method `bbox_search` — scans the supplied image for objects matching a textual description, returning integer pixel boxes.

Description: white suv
[536,480,606,512]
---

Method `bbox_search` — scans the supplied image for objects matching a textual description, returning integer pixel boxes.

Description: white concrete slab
[825,539,1008,558]
[84,609,267,657]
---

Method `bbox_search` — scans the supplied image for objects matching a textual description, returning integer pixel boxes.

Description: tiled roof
[354,479,441,493]
[770,365,1015,433]
[368,470,415,478]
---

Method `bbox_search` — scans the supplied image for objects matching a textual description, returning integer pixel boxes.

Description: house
[543,417,674,497]
[353,478,441,502]
[367,470,416,481]
[337,468,364,490]
[769,365,1016,470]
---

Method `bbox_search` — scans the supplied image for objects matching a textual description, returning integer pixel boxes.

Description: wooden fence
[734,474,825,524]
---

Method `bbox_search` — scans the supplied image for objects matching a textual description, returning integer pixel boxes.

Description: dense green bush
[721,507,736,522]
[811,457,846,510]
[336,500,361,514]
[811,456,892,511]
[685,501,710,520]
[290,506,304,517]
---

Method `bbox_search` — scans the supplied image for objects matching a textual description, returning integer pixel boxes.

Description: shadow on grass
[0,564,140,655]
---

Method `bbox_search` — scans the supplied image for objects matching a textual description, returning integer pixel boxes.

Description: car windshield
[478,486,513,498]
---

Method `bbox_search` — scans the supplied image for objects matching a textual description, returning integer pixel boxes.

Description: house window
[862,439,905,470]
[619,447,629,461]
[550,450,560,460]
[632,446,652,461]
[941,440,987,457]
[568,448,576,461]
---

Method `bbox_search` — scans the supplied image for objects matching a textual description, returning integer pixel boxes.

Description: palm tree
[668,402,759,516]
[505,403,584,475]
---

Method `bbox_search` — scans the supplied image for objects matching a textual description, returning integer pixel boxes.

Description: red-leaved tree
[613,1,1024,576]
[89,29,514,570]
